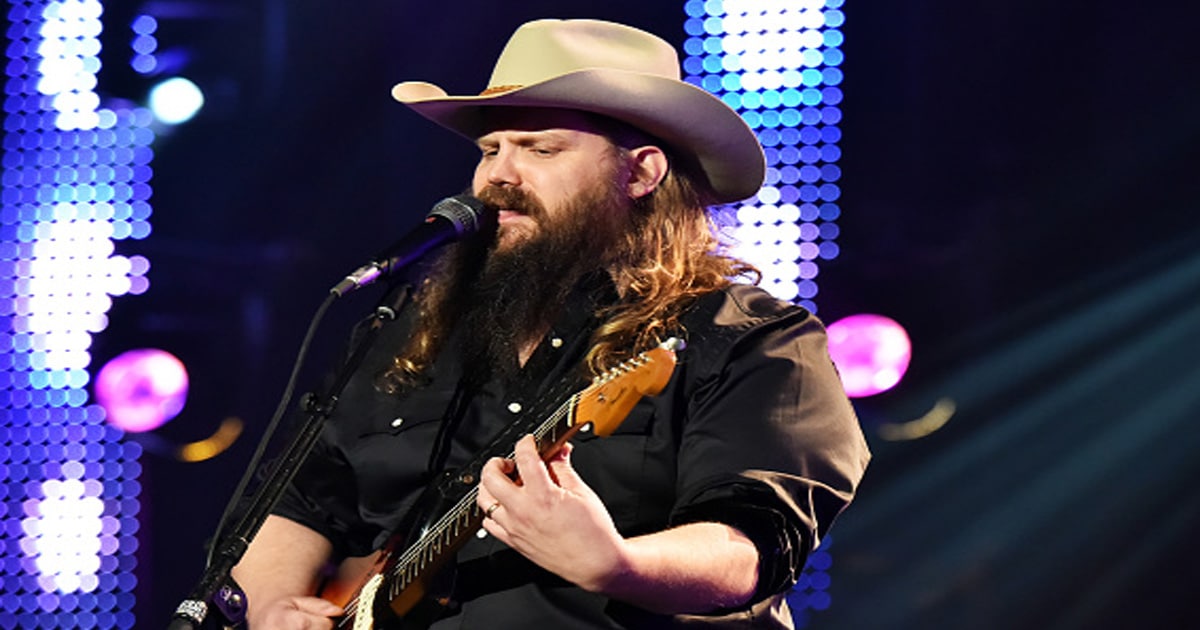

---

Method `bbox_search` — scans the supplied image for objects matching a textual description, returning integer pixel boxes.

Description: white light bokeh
[148,77,205,125]
[22,478,107,594]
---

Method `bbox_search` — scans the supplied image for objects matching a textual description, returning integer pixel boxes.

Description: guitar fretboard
[338,391,581,620]
[386,391,579,596]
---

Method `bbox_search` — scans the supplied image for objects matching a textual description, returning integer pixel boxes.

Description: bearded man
[232,19,870,629]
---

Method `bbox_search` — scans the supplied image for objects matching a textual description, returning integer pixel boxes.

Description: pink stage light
[94,348,189,432]
[826,314,912,398]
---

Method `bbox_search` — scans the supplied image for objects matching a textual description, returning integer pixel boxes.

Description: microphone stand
[167,292,401,629]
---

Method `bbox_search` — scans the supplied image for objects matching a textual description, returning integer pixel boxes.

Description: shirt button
[507,402,522,414]
[550,337,563,348]
[390,417,404,428]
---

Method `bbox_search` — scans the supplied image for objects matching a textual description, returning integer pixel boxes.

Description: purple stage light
[94,349,188,432]
[826,314,912,398]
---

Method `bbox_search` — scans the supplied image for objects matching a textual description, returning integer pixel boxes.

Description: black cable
[204,290,336,567]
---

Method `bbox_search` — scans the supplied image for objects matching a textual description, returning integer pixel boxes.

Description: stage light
[4,3,150,624]
[147,77,204,124]
[826,314,913,398]
[687,0,845,313]
[94,348,189,433]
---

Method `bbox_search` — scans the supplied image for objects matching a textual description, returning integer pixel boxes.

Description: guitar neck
[381,391,584,597]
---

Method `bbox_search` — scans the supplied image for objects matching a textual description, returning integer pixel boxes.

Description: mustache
[475,185,547,221]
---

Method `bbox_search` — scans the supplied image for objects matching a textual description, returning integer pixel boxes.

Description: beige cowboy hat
[391,19,766,204]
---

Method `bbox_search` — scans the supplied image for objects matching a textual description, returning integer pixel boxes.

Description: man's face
[472,108,631,252]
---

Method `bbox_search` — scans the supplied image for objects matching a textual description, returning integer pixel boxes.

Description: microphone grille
[430,194,487,236]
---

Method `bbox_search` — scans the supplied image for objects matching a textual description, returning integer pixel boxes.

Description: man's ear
[624,146,669,199]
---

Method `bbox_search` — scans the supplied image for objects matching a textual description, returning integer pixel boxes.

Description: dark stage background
[89,2,1200,627]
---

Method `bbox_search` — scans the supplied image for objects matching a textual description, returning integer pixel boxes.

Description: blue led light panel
[683,0,845,313]
[2,1,154,628]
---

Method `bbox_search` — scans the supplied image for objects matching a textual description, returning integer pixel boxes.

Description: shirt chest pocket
[354,382,457,439]
[570,398,656,442]
[569,401,673,533]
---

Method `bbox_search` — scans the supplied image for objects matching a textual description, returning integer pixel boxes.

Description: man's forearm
[597,521,760,614]
[232,515,336,625]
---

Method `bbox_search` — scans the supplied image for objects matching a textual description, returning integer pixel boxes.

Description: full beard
[426,178,631,386]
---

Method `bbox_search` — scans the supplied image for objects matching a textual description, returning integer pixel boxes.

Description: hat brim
[393,69,765,204]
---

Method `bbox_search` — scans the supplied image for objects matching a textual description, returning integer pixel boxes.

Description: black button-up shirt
[274,277,869,628]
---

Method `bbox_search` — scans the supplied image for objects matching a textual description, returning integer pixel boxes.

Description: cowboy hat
[391,19,766,204]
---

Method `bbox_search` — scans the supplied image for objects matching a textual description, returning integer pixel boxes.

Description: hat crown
[487,19,681,90]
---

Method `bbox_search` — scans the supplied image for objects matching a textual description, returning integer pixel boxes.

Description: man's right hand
[232,515,339,630]
[246,595,342,629]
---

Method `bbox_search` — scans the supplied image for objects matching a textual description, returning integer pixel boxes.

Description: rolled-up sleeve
[669,294,870,599]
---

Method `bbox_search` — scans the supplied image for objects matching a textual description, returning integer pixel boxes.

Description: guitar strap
[425,376,475,479]
[426,357,591,496]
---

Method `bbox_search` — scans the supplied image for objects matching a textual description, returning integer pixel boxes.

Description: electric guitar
[320,338,683,629]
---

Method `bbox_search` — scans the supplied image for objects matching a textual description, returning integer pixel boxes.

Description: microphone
[330,194,489,296]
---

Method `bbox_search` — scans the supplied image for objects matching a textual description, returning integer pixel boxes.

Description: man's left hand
[476,434,629,592]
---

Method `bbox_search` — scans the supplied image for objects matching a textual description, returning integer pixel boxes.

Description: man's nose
[483,150,521,187]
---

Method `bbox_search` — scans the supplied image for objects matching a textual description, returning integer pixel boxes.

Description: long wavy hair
[376,133,758,393]
[585,155,758,374]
